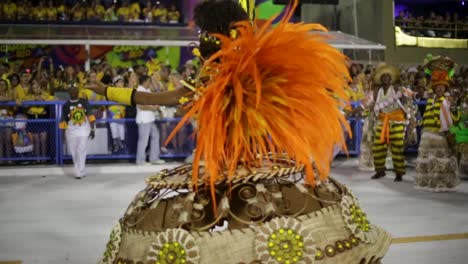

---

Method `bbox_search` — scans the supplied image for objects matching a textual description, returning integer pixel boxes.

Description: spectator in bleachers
[64,65,78,85]
[33,0,48,21]
[8,74,19,93]
[142,0,153,23]
[0,79,11,101]
[117,0,130,22]
[3,0,17,20]
[0,79,13,163]
[87,0,106,21]
[132,64,146,77]
[127,69,139,89]
[84,70,105,101]
[71,2,85,22]
[129,0,141,22]
[57,2,68,21]
[108,75,127,153]
[135,75,164,165]
[14,69,32,104]
[1,0,185,25]
[104,3,118,22]
[60,84,95,179]
[167,4,181,24]
[47,0,58,21]
[153,2,167,23]
[16,0,31,21]
[24,79,55,164]
[52,67,66,92]
[0,64,7,80]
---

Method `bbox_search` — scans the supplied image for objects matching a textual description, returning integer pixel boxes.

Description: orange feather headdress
[169,0,351,203]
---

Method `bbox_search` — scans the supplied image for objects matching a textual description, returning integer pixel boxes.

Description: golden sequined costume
[98,1,391,263]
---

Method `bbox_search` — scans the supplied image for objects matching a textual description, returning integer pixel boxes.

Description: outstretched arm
[87,81,191,107]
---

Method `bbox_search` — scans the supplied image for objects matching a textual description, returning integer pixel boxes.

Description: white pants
[66,133,89,178]
[109,122,125,140]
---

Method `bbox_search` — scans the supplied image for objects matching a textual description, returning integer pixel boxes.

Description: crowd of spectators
[0,0,183,24]
[2,55,468,165]
[346,62,468,119]
[395,10,468,39]
[0,56,198,164]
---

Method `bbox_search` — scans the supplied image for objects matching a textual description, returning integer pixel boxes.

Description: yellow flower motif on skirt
[340,194,378,244]
[147,229,200,264]
[100,222,122,264]
[255,217,316,264]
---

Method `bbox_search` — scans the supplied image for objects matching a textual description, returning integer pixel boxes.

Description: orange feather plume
[168,0,351,204]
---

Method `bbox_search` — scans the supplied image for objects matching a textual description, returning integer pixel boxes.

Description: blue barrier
[0,100,430,165]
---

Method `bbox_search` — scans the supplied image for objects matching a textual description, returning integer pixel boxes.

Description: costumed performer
[415,56,461,192]
[89,1,391,263]
[371,65,412,182]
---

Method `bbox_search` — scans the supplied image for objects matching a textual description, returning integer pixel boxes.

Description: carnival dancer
[371,65,411,182]
[415,56,460,192]
[90,1,391,263]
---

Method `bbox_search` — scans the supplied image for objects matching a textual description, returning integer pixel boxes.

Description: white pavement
[0,158,467,264]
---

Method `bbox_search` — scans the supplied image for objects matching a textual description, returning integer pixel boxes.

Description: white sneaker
[151,159,166,165]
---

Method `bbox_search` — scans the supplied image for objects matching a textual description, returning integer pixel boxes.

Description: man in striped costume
[371,65,410,182]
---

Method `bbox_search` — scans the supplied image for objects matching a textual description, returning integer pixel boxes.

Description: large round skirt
[358,117,374,172]
[415,132,460,192]
[98,159,391,264]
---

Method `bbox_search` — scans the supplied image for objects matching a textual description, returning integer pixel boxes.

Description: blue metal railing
[0,100,431,164]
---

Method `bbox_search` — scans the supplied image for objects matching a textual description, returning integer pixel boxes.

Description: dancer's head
[193,0,249,59]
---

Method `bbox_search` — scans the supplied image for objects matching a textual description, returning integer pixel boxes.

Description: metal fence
[0,101,196,165]
[0,100,429,165]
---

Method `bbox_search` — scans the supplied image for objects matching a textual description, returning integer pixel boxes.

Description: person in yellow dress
[71,2,85,21]
[91,0,106,20]
[3,0,17,20]
[14,69,32,104]
[152,3,167,23]
[167,5,180,24]
[46,0,57,21]
[129,0,141,21]
[117,1,130,22]
[23,79,55,164]
[33,0,48,21]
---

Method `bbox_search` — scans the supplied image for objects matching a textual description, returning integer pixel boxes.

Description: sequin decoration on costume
[147,229,200,264]
[340,195,378,244]
[100,223,122,264]
[69,104,86,126]
[255,217,316,264]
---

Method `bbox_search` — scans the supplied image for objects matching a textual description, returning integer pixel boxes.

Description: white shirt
[135,85,156,124]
